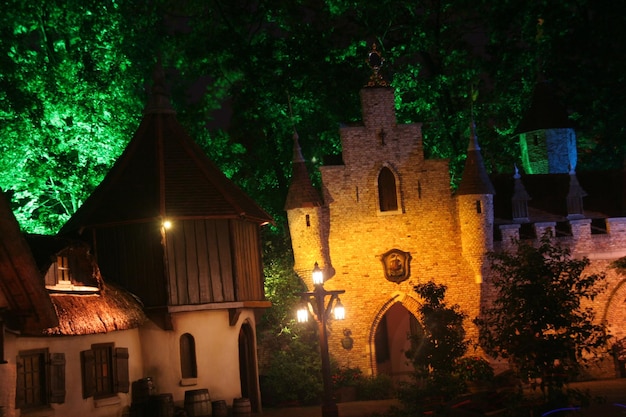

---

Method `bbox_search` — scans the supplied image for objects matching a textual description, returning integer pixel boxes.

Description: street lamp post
[297,262,345,417]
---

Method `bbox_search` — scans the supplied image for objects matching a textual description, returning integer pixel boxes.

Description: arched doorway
[373,301,421,383]
[602,279,626,378]
[238,321,260,412]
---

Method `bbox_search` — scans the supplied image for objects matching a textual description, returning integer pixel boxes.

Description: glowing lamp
[312,262,324,285]
[333,298,345,320]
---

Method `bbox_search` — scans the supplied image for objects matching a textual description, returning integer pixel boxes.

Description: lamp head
[297,300,309,323]
[312,262,324,285]
[333,298,345,321]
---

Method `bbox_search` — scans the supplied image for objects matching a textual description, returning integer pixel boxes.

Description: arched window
[180,333,197,379]
[378,167,398,212]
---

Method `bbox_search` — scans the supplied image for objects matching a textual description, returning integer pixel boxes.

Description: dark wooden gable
[60,78,272,231]
[60,63,272,313]
[0,189,57,332]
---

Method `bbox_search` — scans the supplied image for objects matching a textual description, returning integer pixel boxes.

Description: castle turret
[516,80,577,174]
[285,131,326,279]
[512,165,531,222]
[457,122,495,283]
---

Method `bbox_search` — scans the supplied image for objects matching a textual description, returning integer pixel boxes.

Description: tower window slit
[476,200,482,214]
[305,214,310,227]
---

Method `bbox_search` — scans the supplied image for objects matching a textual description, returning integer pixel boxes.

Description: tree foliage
[3,0,626,237]
[392,282,468,415]
[475,232,608,395]
[407,281,469,375]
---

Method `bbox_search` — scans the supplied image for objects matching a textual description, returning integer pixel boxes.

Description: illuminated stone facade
[286,83,626,381]
[286,85,489,379]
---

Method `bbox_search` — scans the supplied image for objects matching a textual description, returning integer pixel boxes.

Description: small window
[57,256,71,284]
[81,344,129,399]
[378,167,398,212]
[16,349,65,408]
[476,200,482,214]
[180,333,198,379]
[45,251,99,292]
[305,214,310,227]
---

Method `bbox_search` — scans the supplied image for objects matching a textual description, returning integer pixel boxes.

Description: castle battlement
[495,217,626,259]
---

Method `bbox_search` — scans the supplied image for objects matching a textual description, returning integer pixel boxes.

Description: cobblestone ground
[259,379,626,417]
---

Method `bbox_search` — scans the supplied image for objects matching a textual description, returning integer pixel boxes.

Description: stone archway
[369,293,421,384]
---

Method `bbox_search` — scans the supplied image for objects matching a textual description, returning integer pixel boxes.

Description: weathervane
[366,43,389,87]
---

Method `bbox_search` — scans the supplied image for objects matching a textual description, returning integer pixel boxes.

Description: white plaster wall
[4,328,142,417]
[138,309,257,408]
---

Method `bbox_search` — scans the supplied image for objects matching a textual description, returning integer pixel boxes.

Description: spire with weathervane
[365,43,389,87]
[143,56,175,115]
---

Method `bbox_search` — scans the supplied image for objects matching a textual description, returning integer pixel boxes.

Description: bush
[260,338,322,406]
[454,356,494,383]
[332,366,363,388]
[356,373,395,400]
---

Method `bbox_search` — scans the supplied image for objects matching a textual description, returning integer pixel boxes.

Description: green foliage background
[2,0,625,234]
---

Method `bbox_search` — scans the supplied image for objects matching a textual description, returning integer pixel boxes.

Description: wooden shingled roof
[0,189,58,332]
[456,123,495,196]
[61,63,272,233]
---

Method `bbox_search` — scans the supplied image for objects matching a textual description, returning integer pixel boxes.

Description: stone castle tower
[285,46,494,377]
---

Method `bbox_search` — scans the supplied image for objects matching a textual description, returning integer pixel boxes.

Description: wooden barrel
[131,377,154,405]
[147,393,175,417]
[212,400,228,417]
[184,389,211,417]
[232,397,251,417]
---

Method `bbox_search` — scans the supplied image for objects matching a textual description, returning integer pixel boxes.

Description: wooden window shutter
[15,355,25,407]
[81,349,96,398]
[114,347,129,393]
[48,353,66,403]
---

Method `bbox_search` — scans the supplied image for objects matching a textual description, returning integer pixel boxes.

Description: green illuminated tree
[3,0,626,236]
[0,1,155,232]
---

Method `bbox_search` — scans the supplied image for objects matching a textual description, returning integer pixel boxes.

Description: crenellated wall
[494,217,626,378]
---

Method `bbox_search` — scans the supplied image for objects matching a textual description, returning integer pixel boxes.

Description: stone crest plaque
[381,249,411,283]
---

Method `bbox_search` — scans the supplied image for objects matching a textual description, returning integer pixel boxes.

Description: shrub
[356,373,395,400]
[454,356,494,382]
[260,337,322,406]
[332,366,363,388]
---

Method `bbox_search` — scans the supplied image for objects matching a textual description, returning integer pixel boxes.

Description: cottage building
[59,63,273,414]
[0,187,147,417]
[286,46,626,382]
[0,62,272,417]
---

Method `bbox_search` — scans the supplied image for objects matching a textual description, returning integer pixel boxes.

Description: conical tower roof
[61,61,272,233]
[284,131,322,210]
[457,121,495,195]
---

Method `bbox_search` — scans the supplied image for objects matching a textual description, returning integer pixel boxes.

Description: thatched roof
[37,282,146,336]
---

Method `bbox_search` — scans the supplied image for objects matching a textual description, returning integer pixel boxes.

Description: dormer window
[45,250,99,293]
[56,256,72,288]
